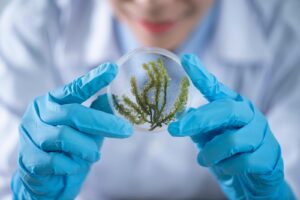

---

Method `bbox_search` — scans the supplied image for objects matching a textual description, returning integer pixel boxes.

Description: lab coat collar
[210,0,271,66]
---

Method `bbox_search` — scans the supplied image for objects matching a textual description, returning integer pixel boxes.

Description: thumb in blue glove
[12,63,133,199]
[168,54,295,199]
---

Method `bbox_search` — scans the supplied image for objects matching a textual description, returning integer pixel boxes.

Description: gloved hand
[11,63,133,199]
[168,54,295,199]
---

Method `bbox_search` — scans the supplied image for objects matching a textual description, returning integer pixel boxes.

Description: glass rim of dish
[116,47,181,68]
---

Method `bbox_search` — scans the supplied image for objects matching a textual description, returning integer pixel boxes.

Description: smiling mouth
[138,20,176,34]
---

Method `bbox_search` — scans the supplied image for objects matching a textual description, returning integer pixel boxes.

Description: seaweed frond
[112,58,189,131]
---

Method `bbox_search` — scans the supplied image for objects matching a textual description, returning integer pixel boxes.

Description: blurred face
[110,0,214,50]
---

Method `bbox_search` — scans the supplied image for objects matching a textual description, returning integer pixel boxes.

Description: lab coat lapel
[84,0,121,67]
[54,0,121,83]
[210,0,271,67]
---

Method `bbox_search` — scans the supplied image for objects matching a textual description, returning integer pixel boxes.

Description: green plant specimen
[112,58,190,131]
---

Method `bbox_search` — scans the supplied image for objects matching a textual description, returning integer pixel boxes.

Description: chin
[136,31,179,51]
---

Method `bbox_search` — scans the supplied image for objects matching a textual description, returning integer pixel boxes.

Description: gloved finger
[49,63,118,105]
[58,165,90,200]
[40,129,100,163]
[19,126,81,175]
[40,125,103,163]
[215,127,281,175]
[90,93,113,114]
[17,165,64,197]
[181,54,239,102]
[22,115,101,162]
[36,98,133,138]
[197,108,267,167]
[168,98,253,137]
[22,101,102,162]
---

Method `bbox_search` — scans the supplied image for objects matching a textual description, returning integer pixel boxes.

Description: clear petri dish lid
[107,47,193,133]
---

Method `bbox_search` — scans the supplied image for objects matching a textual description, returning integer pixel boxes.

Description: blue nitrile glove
[168,54,295,200]
[11,63,133,200]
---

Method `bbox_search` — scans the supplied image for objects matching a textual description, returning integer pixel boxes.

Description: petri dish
[107,47,193,133]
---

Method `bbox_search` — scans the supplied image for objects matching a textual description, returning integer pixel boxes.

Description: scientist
[0,0,299,199]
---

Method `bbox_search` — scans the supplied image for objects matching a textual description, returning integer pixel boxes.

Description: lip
[139,20,176,34]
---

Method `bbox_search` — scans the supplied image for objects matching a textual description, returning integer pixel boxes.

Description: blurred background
[0,1,299,199]
[0,0,10,16]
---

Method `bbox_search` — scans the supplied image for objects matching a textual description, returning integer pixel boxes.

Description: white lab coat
[0,0,300,199]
